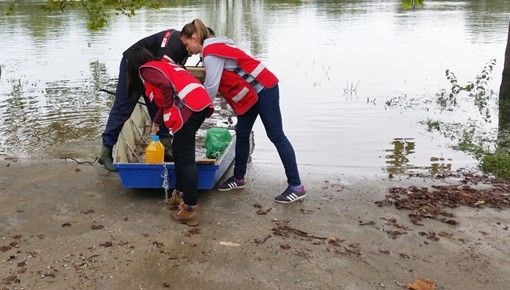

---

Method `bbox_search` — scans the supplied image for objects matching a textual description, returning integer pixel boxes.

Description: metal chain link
[162,163,170,202]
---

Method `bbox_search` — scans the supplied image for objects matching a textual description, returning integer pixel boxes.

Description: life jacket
[202,42,278,115]
[139,60,213,133]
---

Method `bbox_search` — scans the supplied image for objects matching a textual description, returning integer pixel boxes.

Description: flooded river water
[0,0,509,176]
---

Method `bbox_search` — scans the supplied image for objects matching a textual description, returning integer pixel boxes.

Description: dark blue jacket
[102,29,188,147]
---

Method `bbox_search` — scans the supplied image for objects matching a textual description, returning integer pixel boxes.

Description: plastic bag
[205,128,232,158]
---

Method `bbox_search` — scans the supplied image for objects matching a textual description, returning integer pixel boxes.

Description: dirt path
[1,159,509,289]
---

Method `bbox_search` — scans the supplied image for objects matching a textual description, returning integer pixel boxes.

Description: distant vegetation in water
[402,0,424,10]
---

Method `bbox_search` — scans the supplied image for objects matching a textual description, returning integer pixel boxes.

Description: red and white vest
[202,42,278,115]
[139,60,213,133]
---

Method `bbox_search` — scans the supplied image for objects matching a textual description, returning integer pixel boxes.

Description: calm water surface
[0,0,509,176]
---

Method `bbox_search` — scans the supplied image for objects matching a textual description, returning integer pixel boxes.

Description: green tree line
[6,0,161,30]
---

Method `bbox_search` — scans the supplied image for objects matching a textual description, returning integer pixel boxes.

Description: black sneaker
[274,185,306,203]
[217,176,246,191]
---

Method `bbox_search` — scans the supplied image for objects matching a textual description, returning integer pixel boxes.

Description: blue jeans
[234,85,301,186]
[101,57,169,148]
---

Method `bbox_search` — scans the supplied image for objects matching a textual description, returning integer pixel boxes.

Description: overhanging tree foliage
[7,0,161,30]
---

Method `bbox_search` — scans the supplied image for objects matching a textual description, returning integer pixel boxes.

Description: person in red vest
[125,45,213,226]
[180,19,306,204]
[99,29,188,172]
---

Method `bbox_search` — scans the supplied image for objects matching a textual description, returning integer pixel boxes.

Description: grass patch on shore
[481,151,510,180]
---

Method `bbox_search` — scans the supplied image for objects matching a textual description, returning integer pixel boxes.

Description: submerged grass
[387,59,510,179]
[433,59,510,179]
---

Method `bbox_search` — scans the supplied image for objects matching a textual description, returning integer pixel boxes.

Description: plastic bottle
[145,135,165,164]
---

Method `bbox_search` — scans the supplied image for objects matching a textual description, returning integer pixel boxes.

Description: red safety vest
[139,60,213,133]
[202,42,278,115]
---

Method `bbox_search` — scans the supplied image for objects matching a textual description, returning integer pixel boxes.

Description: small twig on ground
[254,234,271,245]
[63,157,98,165]
[272,220,328,240]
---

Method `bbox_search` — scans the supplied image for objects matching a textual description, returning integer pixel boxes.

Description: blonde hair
[181,18,210,44]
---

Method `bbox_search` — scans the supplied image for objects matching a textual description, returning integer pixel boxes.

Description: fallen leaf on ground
[418,231,439,241]
[186,227,201,237]
[300,208,314,214]
[438,231,453,238]
[0,245,11,252]
[152,241,165,248]
[358,220,375,226]
[407,278,436,290]
[327,236,340,245]
[256,207,272,215]
[2,274,20,284]
[91,224,104,230]
[100,241,113,247]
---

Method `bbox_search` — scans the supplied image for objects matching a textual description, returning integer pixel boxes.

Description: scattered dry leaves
[378,179,509,225]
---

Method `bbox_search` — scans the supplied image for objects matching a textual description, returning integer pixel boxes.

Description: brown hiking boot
[165,189,183,210]
[171,202,199,226]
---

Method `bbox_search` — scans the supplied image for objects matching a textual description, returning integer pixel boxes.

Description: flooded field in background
[0,0,509,176]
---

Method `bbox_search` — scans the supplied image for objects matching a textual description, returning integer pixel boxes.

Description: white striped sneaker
[217,176,246,191]
[274,185,306,203]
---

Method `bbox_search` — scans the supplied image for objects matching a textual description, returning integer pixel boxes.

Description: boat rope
[162,163,170,202]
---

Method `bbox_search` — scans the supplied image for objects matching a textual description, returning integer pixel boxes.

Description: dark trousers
[234,85,301,186]
[101,57,169,148]
[173,109,208,206]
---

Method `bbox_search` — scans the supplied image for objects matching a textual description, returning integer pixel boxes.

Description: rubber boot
[98,145,117,172]
[165,189,183,210]
[171,202,199,226]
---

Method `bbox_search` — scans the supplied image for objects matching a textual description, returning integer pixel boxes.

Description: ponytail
[181,18,210,44]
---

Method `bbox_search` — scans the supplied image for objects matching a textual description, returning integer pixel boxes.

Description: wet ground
[2,2,510,289]
[1,159,509,289]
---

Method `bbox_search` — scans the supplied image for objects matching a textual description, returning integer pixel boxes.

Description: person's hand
[151,122,160,135]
